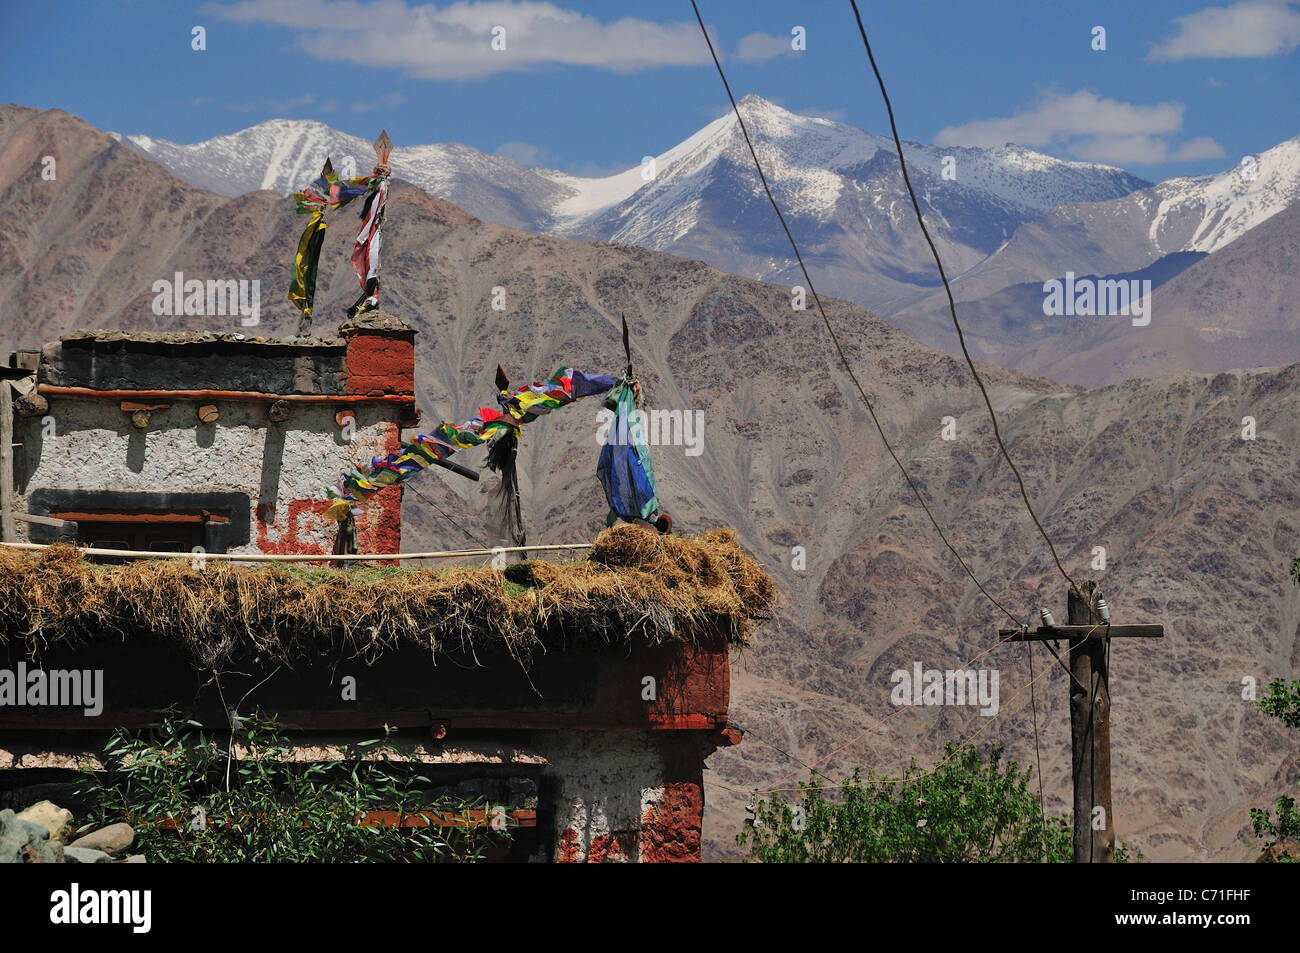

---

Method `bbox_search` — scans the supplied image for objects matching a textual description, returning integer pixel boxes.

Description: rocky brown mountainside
[897,202,1300,388]
[2,104,1296,860]
[1021,203,1300,386]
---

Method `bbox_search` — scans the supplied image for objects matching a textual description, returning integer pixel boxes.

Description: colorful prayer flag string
[324,366,616,521]
[289,140,392,325]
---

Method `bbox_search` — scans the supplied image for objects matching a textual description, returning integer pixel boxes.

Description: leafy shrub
[738,742,1141,863]
[77,709,509,863]
[1250,677,1300,861]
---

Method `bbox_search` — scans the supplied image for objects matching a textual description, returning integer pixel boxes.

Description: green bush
[77,709,510,862]
[1250,677,1300,861]
[738,742,1141,863]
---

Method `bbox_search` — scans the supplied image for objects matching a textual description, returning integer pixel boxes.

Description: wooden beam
[0,382,14,543]
[41,385,414,405]
[146,808,537,831]
[48,510,229,524]
[11,513,70,529]
[355,808,536,829]
[0,710,731,732]
[999,624,1165,641]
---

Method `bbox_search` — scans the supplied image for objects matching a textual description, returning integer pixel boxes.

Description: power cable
[846,0,1076,591]
[403,480,491,549]
[689,0,1025,628]
[733,722,835,787]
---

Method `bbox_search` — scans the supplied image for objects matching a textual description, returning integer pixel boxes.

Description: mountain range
[911,202,1300,385]
[899,134,1300,383]
[112,95,1300,387]
[3,103,1298,861]
[112,95,1150,310]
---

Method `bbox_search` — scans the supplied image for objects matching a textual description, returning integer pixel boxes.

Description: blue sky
[2,0,1298,182]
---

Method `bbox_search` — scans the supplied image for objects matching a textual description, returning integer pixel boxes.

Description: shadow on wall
[259,420,287,518]
[13,414,42,495]
[127,426,145,473]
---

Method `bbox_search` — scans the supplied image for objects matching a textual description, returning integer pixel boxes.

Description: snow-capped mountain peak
[111,94,1162,309]
[1145,134,1300,254]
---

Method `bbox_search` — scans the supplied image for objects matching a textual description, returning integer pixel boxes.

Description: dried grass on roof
[0,526,775,670]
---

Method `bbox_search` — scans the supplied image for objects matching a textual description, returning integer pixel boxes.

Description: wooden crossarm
[998,624,1165,642]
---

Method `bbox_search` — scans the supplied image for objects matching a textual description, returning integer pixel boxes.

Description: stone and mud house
[0,313,774,862]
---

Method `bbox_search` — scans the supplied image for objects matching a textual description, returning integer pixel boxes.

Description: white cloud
[1170,136,1229,160]
[494,140,547,165]
[935,90,1225,166]
[936,91,1183,147]
[735,31,790,63]
[205,0,712,79]
[352,92,407,112]
[1071,134,1226,165]
[1149,0,1300,61]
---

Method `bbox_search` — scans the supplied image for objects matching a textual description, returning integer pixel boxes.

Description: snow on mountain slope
[111,119,573,230]
[113,95,1146,249]
[111,96,1165,310]
[535,96,1144,242]
[1143,134,1300,254]
[537,110,738,225]
[901,133,1300,312]
[113,96,1296,333]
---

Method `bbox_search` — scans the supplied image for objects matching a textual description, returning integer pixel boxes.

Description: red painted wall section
[360,421,404,559]
[361,486,402,557]
[253,489,401,557]
[591,636,731,728]
[343,329,415,397]
[587,831,637,863]
[639,781,704,863]
[557,827,583,863]
[255,420,402,557]
[639,738,707,862]
[255,499,332,555]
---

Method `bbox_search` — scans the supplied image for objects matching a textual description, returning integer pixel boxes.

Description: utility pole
[998,584,1164,862]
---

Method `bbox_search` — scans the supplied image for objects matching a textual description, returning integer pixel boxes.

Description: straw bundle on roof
[0,526,775,670]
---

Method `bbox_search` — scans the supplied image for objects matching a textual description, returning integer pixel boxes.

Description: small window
[28,490,251,554]
[77,520,206,558]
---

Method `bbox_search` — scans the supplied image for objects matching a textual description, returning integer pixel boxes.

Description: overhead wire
[846,0,1076,591]
[689,0,1026,629]
[708,626,1087,799]
[688,3,1092,827]
[732,722,837,788]
[764,623,1024,792]
[757,622,1101,796]
[402,480,492,550]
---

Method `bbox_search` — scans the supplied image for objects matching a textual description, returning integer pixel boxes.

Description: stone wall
[13,398,401,555]
[41,334,350,394]
[10,320,416,556]
[0,730,719,863]
[539,731,711,863]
